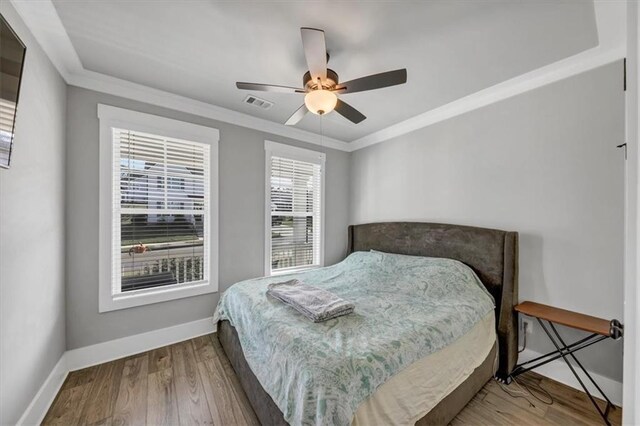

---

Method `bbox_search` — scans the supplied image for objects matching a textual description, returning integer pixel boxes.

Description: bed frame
[218,222,519,425]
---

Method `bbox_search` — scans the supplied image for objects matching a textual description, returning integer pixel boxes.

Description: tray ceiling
[51,0,598,142]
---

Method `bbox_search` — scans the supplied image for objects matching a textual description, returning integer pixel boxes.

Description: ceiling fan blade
[301,27,327,82]
[334,99,366,124]
[334,69,407,94]
[285,104,309,126]
[236,82,305,94]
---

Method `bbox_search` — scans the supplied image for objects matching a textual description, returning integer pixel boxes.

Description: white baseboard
[18,321,622,424]
[18,316,216,425]
[66,316,216,371]
[17,355,68,426]
[518,348,623,407]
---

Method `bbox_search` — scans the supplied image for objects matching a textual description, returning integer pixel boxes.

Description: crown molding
[70,69,349,151]
[349,47,625,151]
[349,0,627,151]
[73,71,350,152]
[8,0,351,152]
[8,0,83,78]
[10,0,626,153]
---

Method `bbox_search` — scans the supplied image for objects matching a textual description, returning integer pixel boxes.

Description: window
[99,105,219,312]
[265,141,325,275]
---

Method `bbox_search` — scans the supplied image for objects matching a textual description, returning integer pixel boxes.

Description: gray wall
[0,13,624,421]
[0,3,67,425]
[350,62,625,381]
[65,86,350,349]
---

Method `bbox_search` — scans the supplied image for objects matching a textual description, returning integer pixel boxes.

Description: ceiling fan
[236,27,407,125]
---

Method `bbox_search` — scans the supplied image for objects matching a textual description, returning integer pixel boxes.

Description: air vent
[244,95,274,110]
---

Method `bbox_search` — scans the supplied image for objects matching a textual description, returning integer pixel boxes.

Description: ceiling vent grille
[244,95,274,110]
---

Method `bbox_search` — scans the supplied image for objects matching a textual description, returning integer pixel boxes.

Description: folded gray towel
[267,279,354,322]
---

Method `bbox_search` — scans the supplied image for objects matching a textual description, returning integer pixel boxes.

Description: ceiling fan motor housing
[303,69,339,91]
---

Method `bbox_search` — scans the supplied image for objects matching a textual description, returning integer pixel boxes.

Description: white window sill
[99,279,217,313]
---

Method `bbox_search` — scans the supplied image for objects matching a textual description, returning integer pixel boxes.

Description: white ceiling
[51,0,598,142]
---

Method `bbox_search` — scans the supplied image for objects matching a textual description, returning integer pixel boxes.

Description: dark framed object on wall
[0,14,26,169]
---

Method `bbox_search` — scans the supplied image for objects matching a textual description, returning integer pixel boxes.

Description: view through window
[269,153,322,273]
[114,128,209,292]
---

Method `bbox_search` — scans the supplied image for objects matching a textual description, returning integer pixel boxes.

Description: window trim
[98,104,219,312]
[264,140,326,276]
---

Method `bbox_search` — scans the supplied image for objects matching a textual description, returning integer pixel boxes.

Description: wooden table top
[514,301,612,337]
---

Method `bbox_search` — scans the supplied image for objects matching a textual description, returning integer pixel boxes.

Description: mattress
[352,311,496,425]
[214,251,496,425]
[217,320,497,426]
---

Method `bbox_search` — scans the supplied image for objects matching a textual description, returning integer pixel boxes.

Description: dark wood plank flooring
[43,335,621,425]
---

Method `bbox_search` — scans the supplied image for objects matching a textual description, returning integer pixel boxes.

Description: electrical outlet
[522,318,533,335]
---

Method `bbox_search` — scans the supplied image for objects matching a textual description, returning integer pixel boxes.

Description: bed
[216,222,518,425]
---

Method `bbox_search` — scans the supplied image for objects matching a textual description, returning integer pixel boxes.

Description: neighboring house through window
[265,140,325,275]
[98,105,219,312]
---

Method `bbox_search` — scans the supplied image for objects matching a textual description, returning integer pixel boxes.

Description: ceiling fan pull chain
[320,114,323,149]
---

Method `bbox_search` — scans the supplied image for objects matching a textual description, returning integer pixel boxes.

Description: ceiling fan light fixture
[304,89,337,115]
[236,28,406,125]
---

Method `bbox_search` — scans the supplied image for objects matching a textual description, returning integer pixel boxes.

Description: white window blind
[113,128,210,294]
[268,151,323,274]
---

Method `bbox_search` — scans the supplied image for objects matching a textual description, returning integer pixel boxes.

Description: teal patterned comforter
[214,251,495,426]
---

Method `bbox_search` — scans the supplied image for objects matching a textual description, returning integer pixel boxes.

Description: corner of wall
[0,2,69,424]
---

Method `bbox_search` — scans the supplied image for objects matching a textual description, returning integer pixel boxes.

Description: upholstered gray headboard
[347,222,519,379]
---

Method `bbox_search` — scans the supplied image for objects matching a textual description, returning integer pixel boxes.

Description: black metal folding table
[509,301,623,425]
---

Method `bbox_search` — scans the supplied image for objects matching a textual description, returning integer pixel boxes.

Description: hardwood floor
[43,335,621,425]
[452,371,621,426]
